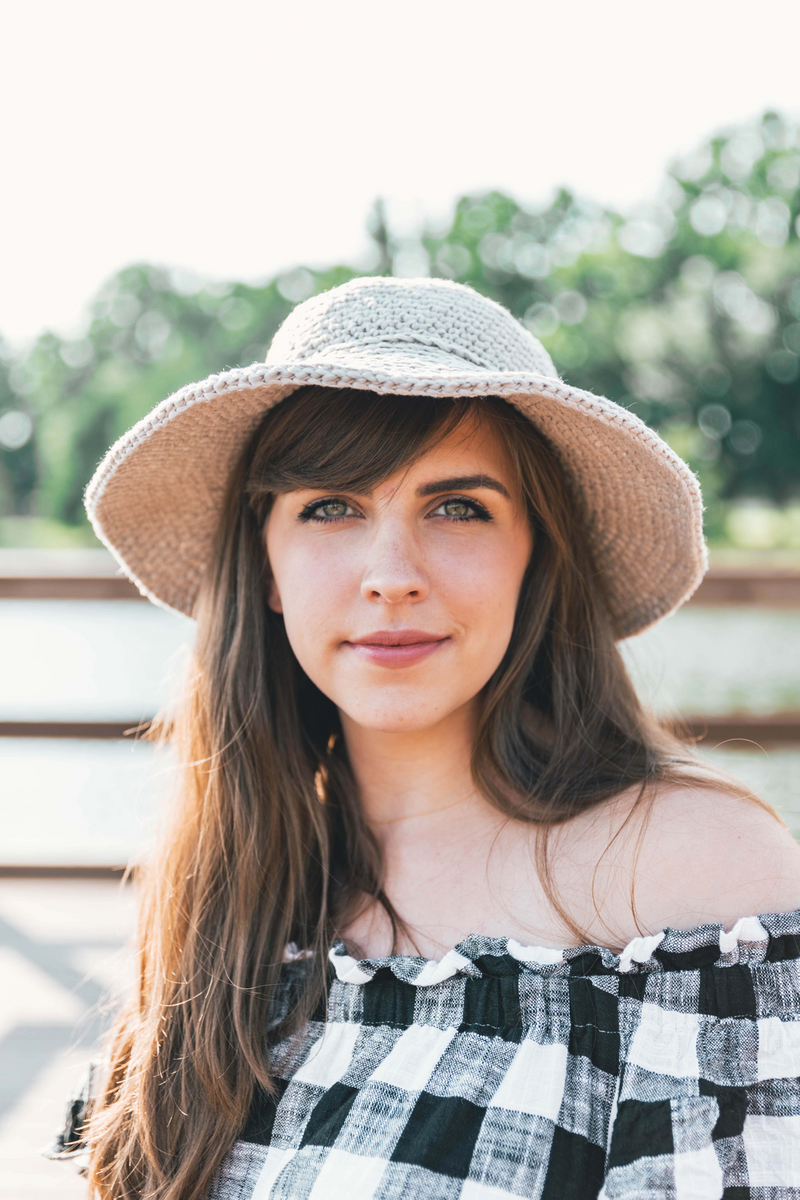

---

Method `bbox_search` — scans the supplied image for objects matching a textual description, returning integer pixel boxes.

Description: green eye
[320,501,348,518]
[299,497,360,523]
[443,500,471,518]
[429,496,492,523]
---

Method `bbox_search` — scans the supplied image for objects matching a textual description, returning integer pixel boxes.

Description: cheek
[269,537,357,660]
[434,533,530,633]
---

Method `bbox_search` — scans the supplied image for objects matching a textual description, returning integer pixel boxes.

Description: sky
[2,0,799,345]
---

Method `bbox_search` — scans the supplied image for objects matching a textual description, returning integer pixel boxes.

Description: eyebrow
[416,474,511,499]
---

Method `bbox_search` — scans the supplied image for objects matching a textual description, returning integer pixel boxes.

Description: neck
[339,701,482,841]
[335,700,541,959]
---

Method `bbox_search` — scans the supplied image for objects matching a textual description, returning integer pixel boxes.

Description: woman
[51,277,800,1198]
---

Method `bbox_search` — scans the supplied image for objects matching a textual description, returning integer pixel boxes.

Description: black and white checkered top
[50,911,800,1198]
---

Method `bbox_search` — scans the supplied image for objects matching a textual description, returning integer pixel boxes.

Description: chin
[342,697,452,734]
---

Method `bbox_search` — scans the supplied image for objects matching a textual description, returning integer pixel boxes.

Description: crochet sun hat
[85,276,707,639]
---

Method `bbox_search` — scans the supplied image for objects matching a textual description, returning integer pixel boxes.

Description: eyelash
[297,495,493,524]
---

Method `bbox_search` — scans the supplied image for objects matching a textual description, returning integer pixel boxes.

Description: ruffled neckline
[328,909,800,986]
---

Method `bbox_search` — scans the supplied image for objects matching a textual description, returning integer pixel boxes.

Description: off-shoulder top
[47,911,800,1198]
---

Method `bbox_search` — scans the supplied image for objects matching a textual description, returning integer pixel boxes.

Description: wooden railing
[1,714,799,747]
[0,863,130,879]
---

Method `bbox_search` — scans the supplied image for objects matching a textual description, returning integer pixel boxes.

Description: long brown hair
[88,386,762,1199]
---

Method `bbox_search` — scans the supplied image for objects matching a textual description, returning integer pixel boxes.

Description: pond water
[0,739,171,864]
[622,607,800,715]
[0,600,192,721]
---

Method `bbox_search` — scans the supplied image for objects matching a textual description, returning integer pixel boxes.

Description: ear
[266,573,283,614]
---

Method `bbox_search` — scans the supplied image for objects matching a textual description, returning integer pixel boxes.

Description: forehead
[380,416,517,487]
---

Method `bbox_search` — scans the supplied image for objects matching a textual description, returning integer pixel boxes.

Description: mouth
[344,629,450,667]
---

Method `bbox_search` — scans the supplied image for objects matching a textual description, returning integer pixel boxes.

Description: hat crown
[266,276,557,378]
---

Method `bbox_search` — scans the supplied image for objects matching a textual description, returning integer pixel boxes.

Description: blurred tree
[1,111,798,545]
[415,112,800,540]
[0,263,356,537]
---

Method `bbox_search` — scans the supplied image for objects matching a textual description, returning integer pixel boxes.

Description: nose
[360,519,429,606]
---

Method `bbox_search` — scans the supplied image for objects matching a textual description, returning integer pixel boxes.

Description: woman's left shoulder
[631,781,800,930]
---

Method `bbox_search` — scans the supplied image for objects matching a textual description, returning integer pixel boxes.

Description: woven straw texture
[85,276,707,638]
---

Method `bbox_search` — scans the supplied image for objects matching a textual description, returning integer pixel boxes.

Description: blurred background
[2,0,800,1193]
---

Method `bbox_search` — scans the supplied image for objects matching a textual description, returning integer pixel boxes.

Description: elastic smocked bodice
[327,911,800,987]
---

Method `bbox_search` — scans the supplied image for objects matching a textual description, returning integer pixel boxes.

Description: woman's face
[265,417,533,734]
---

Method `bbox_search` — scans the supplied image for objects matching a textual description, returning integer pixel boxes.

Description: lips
[350,630,443,646]
[345,629,449,667]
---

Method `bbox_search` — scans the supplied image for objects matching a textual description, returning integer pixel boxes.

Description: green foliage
[1,111,799,546]
[0,262,357,534]
[413,113,800,541]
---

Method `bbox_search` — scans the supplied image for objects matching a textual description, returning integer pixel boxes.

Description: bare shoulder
[625,781,800,932]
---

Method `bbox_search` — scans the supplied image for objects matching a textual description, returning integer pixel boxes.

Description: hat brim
[85,352,706,639]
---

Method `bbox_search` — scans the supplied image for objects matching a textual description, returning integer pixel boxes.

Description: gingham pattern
[83,276,707,638]
[49,912,800,1198]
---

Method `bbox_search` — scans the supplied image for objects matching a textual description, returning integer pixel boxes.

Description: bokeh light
[0,410,33,450]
